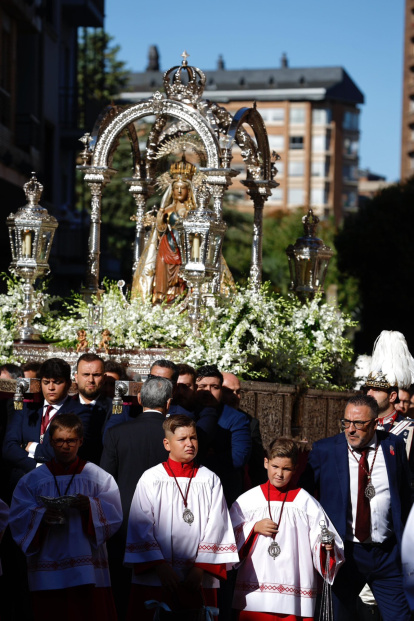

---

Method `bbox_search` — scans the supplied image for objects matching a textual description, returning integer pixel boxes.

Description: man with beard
[73,353,114,464]
[364,331,414,433]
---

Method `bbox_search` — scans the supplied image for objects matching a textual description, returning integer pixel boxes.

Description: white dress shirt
[346,432,393,543]
[27,398,68,459]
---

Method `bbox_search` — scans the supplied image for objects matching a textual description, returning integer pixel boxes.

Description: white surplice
[125,463,239,588]
[230,485,345,618]
[9,460,122,591]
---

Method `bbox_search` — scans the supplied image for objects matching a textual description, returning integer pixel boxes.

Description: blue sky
[105,0,404,182]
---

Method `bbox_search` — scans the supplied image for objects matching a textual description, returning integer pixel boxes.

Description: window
[410,97,414,113]
[343,165,358,181]
[268,187,283,203]
[275,161,284,176]
[311,188,327,205]
[288,161,304,177]
[268,135,284,151]
[312,135,325,153]
[312,108,331,125]
[289,136,304,150]
[342,191,357,208]
[343,137,359,156]
[289,107,305,124]
[288,188,304,206]
[259,107,285,124]
[311,161,328,177]
[343,111,359,131]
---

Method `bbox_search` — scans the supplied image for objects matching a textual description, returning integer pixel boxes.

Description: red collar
[163,458,199,478]
[260,482,300,502]
[378,410,398,426]
[46,456,87,476]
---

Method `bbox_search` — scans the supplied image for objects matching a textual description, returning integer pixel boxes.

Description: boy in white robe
[230,437,345,621]
[125,414,239,620]
[9,414,122,621]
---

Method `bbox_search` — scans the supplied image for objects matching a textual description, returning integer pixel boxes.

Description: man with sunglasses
[301,394,412,621]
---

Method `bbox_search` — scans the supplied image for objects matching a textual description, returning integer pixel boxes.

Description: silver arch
[92,98,221,169]
[81,97,222,296]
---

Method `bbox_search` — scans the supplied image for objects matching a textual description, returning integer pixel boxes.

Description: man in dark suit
[3,357,81,489]
[301,394,412,621]
[195,365,251,506]
[100,375,173,620]
[73,352,114,464]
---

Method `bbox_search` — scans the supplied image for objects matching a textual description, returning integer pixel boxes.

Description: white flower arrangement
[0,276,356,389]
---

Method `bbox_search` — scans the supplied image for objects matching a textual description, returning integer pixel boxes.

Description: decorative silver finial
[181,50,190,65]
[79,133,93,166]
[23,173,43,207]
[303,208,319,237]
[195,180,211,210]
[319,520,335,544]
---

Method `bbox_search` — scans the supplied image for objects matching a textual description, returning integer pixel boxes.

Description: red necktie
[355,448,371,542]
[40,405,54,443]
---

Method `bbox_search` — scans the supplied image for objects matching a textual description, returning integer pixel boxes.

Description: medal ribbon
[348,445,379,485]
[165,461,196,510]
[267,481,289,541]
[50,458,81,497]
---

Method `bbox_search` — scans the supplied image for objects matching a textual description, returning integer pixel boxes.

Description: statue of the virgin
[132,157,197,303]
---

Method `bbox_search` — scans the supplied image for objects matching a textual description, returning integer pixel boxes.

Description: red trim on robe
[195,562,227,580]
[163,458,199,477]
[133,559,166,575]
[236,611,312,621]
[46,456,87,476]
[239,527,258,561]
[320,545,336,579]
[260,483,301,502]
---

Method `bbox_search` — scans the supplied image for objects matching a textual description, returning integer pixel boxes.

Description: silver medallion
[268,541,281,559]
[365,482,376,499]
[183,508,194,524]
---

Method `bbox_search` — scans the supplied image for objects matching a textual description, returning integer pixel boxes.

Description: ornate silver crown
[23,173,43,207]
[364,371,392,390]
[163,51,206,105]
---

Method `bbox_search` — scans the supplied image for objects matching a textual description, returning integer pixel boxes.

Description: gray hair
[346,394,379,418]
[141,376,173,409]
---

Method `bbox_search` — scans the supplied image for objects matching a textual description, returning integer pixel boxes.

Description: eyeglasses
[340,419,375,430]
[52,439,79,447]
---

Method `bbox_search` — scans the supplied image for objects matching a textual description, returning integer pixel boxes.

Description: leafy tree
[77,28,129,128]
[223,205,359,315]
[335,177,414,354]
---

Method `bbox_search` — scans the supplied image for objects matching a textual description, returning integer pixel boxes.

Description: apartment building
[124,52,364,224]
[401,0,414,180]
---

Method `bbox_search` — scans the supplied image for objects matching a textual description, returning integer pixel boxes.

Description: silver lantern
[7,173,58,341]
[286,209,333,302]
[176,182,227,333]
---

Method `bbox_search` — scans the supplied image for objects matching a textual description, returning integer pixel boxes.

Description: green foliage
[77,28,129,126]
[222,207,360,316]
[335,176,414,354]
